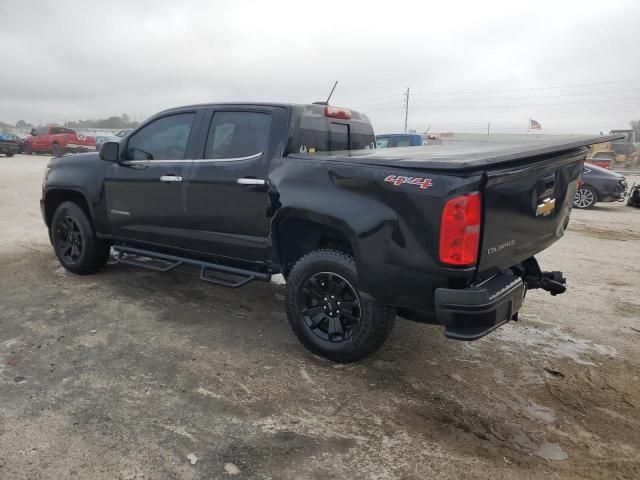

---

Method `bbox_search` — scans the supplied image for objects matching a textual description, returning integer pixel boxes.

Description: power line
[349,87,640,109]
[365,96,640,111]
[410,77,640,96]
[407,87,640,102]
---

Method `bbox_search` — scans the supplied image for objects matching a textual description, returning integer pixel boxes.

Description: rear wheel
[6,153,14,157]
[574,185,597,209]
[52,143,62,157]
[51,201,111,275]
[285,249,395,362]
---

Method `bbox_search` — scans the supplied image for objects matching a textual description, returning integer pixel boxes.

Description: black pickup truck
[40,103,619,362]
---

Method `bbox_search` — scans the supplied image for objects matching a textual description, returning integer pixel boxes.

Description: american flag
[529,118,542,130]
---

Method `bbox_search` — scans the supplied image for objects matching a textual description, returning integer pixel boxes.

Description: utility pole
[487,122,491,137]
[403,87,410,133]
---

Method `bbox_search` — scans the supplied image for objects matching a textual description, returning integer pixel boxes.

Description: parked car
[574,163,627,209]
[25,127,95,156]
[2,133,26,153]
[0,133,21,157]
[376,133,423,148]
[115,129,133,138]
[586,151,614,169]
[40,102,618,362]
[94,135,120,151]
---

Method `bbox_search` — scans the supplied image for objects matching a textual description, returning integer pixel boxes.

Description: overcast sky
[1,0,639,134]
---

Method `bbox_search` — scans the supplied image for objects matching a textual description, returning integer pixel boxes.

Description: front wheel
[285,249,395,362]
[574,185,597,209]
[51,201,111,275]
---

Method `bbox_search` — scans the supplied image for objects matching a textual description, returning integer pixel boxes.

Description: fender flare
[270,207,362,267]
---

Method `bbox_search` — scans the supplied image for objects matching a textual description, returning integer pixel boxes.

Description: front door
[187,107,279,261]
[104,111,200,249]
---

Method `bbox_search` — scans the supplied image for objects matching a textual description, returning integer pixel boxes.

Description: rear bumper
[435,273,525,340]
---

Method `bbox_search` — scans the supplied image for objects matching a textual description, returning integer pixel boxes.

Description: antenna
[326,81,338,104]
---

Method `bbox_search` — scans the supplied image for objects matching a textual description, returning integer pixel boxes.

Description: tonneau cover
[289,134,622,171]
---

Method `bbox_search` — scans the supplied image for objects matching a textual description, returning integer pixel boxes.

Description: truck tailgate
[476,149,584,277]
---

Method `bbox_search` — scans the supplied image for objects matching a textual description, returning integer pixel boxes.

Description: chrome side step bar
[113,246,270,288]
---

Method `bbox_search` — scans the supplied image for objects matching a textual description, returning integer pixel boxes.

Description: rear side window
[50,127,75,135]
[205,111,272,159]
[394,137,413,147]
[126,113,195,160]
[376,137,390,148]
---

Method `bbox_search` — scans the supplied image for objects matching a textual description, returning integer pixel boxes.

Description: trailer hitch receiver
[519,257,567,296]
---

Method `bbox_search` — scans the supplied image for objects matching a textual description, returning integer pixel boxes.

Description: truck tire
[573,185,597,209]
[52,143,62,157]
[51,201,111,275]
[285,249,395,362]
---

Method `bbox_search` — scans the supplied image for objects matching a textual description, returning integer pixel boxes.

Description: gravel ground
[1,154,639,480]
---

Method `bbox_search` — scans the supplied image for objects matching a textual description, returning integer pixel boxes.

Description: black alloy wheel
[285,249,396,362]
[54,215,83,263]
[300,272,362,343]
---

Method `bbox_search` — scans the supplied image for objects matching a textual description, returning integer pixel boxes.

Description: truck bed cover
[290,134,622,171]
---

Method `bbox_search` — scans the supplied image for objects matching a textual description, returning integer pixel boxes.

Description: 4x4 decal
[384,175,433,190]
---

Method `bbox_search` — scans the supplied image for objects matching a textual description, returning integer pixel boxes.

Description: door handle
[237,178,265,185]
[160,175,182,182]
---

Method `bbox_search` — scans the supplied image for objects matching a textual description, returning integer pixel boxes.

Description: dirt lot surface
[1,154,639,479]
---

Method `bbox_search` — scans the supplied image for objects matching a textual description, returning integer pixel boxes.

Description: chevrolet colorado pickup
[40,103,620,362]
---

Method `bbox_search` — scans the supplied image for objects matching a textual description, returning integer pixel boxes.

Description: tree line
[0,115,140,134]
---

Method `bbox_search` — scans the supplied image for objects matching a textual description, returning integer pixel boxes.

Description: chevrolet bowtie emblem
[536,197,556,217]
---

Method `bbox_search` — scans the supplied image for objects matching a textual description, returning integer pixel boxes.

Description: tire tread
[285,248,395,362]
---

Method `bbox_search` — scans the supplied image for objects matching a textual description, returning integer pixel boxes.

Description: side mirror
[99,141,120,162]
[30,128,38,136]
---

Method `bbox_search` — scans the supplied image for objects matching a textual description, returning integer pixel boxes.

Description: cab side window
[205,111,272,159]
[126,113,195,160]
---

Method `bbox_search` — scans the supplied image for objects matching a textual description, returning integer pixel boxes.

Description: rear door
[104,110,202,248]
[477,149,585,277]
[186,106,285,261]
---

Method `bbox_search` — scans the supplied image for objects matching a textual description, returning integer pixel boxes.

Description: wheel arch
[44,188,93,229]
[271,209,361,277]
[580,183,600,197]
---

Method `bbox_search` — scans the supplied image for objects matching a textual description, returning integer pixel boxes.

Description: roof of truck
[290,134,624,171]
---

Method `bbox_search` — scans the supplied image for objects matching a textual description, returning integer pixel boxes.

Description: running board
[113,246,271,288]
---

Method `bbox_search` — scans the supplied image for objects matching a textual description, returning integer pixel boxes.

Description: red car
[586,151,614,169]
[24,127,95,156]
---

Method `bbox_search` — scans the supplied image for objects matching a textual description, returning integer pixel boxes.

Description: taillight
[439,192,481,266]
[325,106,351,120]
